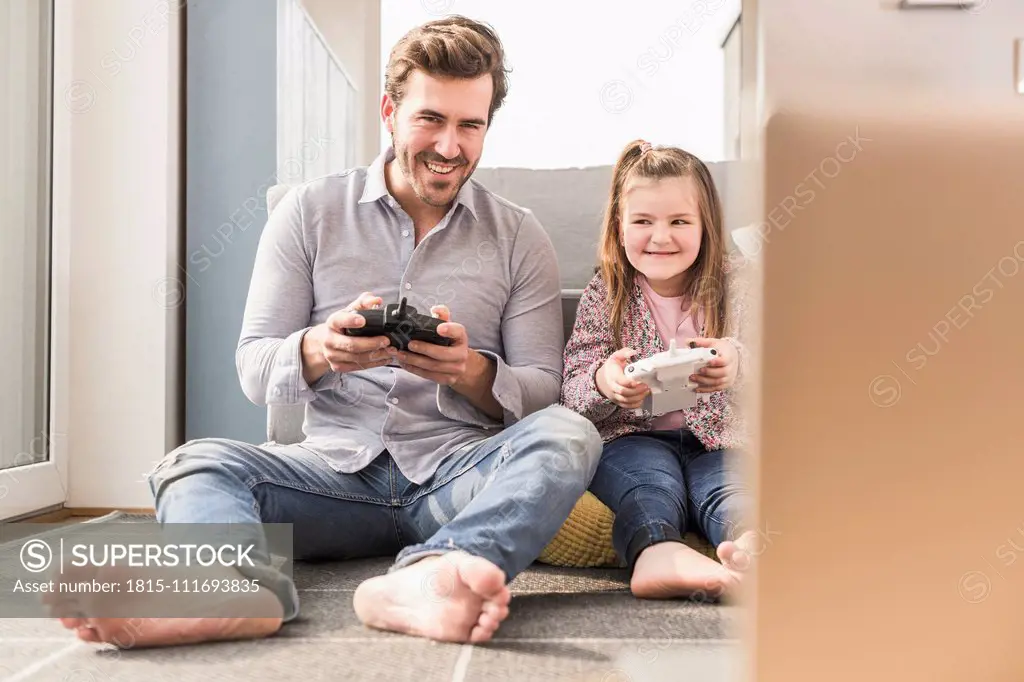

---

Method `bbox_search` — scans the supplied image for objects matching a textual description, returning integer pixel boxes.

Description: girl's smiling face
[619,175,704,296]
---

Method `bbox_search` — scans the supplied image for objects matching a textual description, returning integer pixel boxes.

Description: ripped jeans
[146,405,602,622]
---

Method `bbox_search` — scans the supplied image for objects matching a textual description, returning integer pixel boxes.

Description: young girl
[561,140,757,600]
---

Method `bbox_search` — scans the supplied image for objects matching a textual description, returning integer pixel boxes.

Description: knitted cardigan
[560,255,755,450]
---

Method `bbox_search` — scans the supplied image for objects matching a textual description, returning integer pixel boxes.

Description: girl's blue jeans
[587,428,752,570]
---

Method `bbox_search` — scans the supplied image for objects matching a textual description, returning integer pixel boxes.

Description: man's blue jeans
[146,405,602,622]
[587,428,751,571]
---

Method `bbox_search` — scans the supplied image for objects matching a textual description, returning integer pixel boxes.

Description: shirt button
[389,397,399,405]
[404,283,412,290]
[402,230,409,237]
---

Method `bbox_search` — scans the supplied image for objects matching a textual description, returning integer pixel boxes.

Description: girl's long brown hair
[598,140,728,349]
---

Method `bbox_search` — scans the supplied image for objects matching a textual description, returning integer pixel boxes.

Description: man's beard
[392,133,475,208]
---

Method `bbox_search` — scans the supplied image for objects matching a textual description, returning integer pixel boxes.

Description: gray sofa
[263,161,752,445]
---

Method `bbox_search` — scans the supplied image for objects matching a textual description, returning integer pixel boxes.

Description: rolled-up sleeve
[436,210,563,426]
[235,188,343,406]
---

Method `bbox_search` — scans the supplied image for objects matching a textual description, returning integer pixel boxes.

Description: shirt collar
[358,146,478,220]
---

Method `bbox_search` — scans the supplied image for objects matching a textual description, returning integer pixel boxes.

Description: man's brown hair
[384,15,510,125]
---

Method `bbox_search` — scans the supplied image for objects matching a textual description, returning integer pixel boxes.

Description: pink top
[638,276,703,431]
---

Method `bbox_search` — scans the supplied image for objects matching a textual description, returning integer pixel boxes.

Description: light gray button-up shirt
[236,147,564,485]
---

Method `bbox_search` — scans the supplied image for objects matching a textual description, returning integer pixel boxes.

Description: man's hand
[391,305,503,419]
[301,292,393,385]
[686,337,739,393]
[596,348,650,409]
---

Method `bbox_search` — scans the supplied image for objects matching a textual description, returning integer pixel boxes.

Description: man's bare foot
[55,612,283,648]
[630,541,737,601]
[353,551,511,643]
[44,563,284,648]
[717,530,760,580]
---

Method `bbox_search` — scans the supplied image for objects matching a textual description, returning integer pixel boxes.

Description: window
[380,0,742,168]
[0,0,52,473]
[722,16,742,160]
[278,0,359,182]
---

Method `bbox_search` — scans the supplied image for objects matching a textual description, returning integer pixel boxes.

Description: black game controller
[343,297,454,351]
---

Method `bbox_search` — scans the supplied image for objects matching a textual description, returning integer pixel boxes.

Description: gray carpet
[0,513,742,681]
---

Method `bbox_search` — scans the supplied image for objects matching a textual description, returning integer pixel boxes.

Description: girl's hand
[687,338,739,392]
[596,348,651,409]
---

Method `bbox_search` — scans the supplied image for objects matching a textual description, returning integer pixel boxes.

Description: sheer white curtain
[0,0,51,471]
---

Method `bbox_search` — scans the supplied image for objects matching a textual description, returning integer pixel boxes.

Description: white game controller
[623,340,718,415]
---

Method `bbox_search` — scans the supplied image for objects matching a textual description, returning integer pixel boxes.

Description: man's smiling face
[385,69,492,208]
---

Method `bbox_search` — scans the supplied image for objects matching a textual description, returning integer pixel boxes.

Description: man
[53,15,602,647]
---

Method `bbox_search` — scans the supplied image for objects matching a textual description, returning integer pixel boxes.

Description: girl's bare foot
[630,541,737,600]
[717,530,760,580]
[353,551,511,643]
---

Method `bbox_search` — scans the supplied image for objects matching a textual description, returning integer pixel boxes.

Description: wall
[185,0,278,449]
[301,0,381,166]
[761,0,1024,109]
[722,17,742,160]
[739,0,762,162]
[58,0,182,508]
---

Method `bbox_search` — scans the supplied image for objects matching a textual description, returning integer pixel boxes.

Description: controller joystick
[343,296,454,352]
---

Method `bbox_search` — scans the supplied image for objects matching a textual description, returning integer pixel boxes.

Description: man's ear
[381,94,396,133]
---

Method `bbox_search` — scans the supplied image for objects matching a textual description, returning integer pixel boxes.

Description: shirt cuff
[271,327,343,404]
[480,349,523,423]
[309,370,343,393]
[436,349,517,428]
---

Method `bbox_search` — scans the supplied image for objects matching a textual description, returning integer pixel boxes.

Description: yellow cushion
[538,491,718,567]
